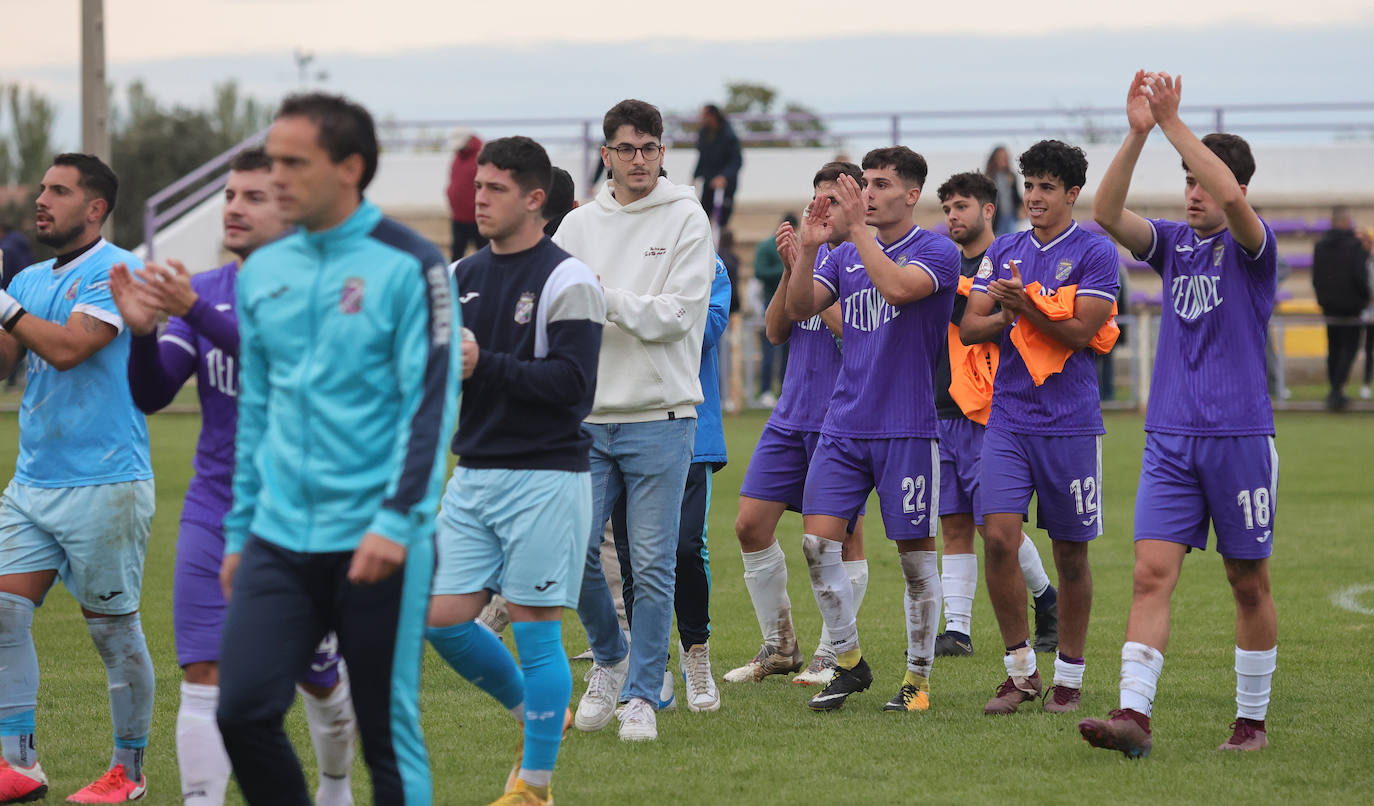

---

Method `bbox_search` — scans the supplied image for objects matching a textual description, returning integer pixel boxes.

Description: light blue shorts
[432,466,590,608]
[0,479,156,613]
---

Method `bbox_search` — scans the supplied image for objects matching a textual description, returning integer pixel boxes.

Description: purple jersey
[129,262,240,525]
[1137,219,1277,436]
[973,222,1119,435]
[769,245,843,432]
[814,226,959,439]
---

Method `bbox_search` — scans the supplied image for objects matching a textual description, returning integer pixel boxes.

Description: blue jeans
[576,418,695,704]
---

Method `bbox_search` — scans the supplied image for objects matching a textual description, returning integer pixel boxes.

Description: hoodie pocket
[598,327,671,411]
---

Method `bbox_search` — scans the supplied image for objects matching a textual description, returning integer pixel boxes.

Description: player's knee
[1131,559,1176,598]
[735,513,770,549]
[1053,543,1091,584]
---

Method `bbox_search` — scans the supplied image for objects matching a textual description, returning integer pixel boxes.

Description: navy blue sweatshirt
[452,237,605,471]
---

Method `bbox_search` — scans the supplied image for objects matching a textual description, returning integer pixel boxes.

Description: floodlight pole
[81,0,111,163]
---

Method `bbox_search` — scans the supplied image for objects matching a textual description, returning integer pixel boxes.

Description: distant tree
[671,81,829,149]
[6,85,57,186]
[109,80,273,249]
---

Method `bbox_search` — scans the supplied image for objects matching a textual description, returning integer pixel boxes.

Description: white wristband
[0,289,21,326]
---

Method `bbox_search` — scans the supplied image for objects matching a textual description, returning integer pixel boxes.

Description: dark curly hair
[937,171,997,208]
[1018,139,1088,190]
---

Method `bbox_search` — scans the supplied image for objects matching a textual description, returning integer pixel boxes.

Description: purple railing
[142,129,268,261]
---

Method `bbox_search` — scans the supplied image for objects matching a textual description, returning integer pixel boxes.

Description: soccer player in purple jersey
[726,162,869,687]
[931,172,1058,660]
[785,147,959,713]
[1079,71,1279,757]
[961,140,1119,716]
[109,149,358,806]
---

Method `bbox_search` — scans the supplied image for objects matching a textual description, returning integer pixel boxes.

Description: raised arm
[1145,72,1265,254]
[1094,70,1157,256]
[835,174,936,306]
[784,201,838,321]
[764,222,799,344]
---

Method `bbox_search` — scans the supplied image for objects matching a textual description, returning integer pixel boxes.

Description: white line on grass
[1331,583,1374,616]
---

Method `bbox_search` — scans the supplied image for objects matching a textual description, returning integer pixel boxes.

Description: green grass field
[5,409,1374,805]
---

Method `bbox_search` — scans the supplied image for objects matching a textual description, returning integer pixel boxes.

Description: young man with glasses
[552,99,715,742]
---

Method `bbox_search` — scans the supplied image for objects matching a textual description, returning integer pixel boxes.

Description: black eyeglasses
[607,143,662,161]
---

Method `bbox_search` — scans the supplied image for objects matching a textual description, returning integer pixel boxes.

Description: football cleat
[1043,684,1082,713]
[1078,708,1153,758]
[66,765,146,803]
[806,657,873,712]
[882,683,931,713]
[983,672,1042,715]
[723,643,803,683]
[0,757,48,804]
[1218,718,1268,751]
[934,632,974,657]
[791,652,837,686]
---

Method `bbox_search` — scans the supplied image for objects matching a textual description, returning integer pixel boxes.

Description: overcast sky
[3,0,1372,69]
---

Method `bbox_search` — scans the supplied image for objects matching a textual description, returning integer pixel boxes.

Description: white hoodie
[553,177,714,423]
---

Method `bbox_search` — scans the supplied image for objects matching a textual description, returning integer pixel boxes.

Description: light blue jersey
[7,239,151,487]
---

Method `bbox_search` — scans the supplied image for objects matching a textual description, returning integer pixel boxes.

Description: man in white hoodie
[552,99,715,742]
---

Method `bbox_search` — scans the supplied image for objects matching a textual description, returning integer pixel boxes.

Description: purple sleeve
[970,243,1005,294]
[814,242,848,299]
[915,237,960,292]
[181,297,239,357]
[128,322,197,413]
[1075,240,1122,303]
[1134,219,1177,276]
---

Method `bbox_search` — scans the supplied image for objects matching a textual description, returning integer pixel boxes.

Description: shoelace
[82,767,131,795]
[1227,720,1257,741]
[684,651,713,693]
[584,665,611,701]
[619,699,651,724]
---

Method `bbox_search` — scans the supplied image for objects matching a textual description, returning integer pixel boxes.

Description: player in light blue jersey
[1079,71,1278,758]
[0,154,156,803]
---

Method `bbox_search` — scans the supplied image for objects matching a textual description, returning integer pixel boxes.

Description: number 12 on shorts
[1069,476,1098,517]
[1236,487,1271,529]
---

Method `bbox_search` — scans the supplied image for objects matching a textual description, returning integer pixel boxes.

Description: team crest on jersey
[896,255,909,267]
[339,277,365,314]
[1055,259,1074,281]
[1212,242,1225,267]
[64,280,79,301]
[514,291,536,324]
[976,256,994,280]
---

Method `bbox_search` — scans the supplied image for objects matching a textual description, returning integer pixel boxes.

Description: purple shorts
[938,417,985,525]
[1134,433,1278,560]
[739,424,822,512]
[174,518,342,686]
[979,428,1103,542]
[803,435,938,541]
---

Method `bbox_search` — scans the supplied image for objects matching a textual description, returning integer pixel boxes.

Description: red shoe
[1079,708,1153,758]
[0,757,49,804]
[1218,718,1268,751]
[66,764,147,803]
[1043,684,1082,713]
[983,672,1041,715]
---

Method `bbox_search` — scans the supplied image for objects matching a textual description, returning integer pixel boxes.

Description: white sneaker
[658,668,677,710]
[570,647,593,661]
[477,595,510,635]
[575,656,629,732]
[617,697,658,742]
[680,643,721,712]
[1362,385,1372,400]
[792,650,837,686]
[758,391,778,408]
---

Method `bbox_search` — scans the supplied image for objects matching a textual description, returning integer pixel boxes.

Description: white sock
[301,672,356,806]
[899,551,940,678]
[802,535,857,654]
[1003,645,1037,679]
[176,682,230,806]
[1053,655,1085,690]
[1119,641,1165,716]
[1018,534,1051,597]
[1235,646,1276,721]
[939,553,977,635]
[845,559,869,614]
[741,542,794,652]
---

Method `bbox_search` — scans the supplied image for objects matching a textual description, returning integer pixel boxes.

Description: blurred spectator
[445,127,487,260]
[1312,206,1371,410]
[1265,252,1293,399]
[0,218,33,289]
[543,166,578,236]
[1360,227,1374,400]
[718,229,741,407]
[693,104,742,231]
[985,145,1023,236]
[753,212,797,405]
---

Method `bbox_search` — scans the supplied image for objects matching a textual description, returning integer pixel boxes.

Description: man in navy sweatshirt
[427,136,604,806]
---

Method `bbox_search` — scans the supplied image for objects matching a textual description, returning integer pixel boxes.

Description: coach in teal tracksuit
[216,94,460,806]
